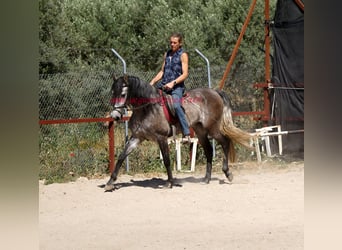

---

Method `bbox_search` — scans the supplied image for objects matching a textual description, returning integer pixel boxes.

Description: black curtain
[270,0,304,154]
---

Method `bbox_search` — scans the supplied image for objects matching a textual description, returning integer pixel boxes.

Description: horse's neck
[128,83,160,108]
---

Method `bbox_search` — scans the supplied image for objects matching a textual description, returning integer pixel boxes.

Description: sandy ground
[39,160,304,250]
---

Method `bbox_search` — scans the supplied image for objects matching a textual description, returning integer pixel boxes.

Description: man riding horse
[149,32,191,143]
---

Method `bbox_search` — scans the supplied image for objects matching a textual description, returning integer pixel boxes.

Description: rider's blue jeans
[171,87,190,136]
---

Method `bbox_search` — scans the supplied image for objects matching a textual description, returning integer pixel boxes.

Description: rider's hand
[164,81,175,90]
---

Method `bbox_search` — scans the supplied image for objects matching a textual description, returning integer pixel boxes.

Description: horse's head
[110,75,129,120]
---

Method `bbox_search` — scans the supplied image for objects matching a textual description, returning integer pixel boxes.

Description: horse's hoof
[163,181,173,189]
[227,172,233,182]
[203,177,210,184]
[104,184,115,192]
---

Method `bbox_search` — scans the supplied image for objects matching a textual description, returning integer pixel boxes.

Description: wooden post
[219,0,257,90]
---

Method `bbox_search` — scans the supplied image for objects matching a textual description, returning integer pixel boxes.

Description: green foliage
[40,0,277,73]
[39,123,110,184]
[39,71,112,119]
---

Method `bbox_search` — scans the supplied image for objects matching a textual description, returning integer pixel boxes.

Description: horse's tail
[216,89,254,162]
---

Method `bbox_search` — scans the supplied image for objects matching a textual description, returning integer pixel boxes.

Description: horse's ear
[123,74,128,83]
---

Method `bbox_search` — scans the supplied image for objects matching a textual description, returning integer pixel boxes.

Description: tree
[39,0,276,78]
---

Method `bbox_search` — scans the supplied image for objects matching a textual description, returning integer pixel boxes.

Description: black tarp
[270,0,304,154]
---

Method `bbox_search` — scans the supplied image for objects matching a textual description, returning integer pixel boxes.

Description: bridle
[110,75,129,120]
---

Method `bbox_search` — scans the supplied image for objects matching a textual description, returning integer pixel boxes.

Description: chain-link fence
[39,63,265,183]
[39,66,264,118]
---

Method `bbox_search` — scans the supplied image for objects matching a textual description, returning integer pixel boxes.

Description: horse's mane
[126,75,159,98]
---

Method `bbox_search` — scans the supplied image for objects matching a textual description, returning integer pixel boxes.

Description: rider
[150,32,191,143]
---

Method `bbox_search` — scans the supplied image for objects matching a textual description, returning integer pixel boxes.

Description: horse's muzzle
[110,110,123,120]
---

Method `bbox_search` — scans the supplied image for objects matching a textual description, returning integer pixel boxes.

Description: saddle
[159,89,189,124]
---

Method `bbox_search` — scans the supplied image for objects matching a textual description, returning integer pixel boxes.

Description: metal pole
[195,49,215,157]
[111,48,126,74]
[111,48,129,172]
[195,49,212,88]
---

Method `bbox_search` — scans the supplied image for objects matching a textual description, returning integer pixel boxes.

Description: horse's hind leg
[222,153,233,182]
[197,134,213,184]
[216,135,233,182]
[158,138,173,188]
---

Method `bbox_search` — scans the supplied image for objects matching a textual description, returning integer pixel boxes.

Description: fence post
[111,48,130,172]
[195,49,215,157]
[111,48,126,74]
[195,49,212,88]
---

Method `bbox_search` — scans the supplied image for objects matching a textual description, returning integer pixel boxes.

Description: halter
[114,75,128,108]
[110,75,129,120]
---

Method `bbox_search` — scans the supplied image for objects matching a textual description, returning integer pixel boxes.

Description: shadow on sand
[98,175,231,192]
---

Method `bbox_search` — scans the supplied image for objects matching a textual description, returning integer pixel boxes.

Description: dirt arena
[39,160,304,250]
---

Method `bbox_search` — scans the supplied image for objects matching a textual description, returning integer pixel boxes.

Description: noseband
[110,76,129,120]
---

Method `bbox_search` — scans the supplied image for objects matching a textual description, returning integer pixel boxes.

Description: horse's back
[183,88,224,125]
[185,87,224,108]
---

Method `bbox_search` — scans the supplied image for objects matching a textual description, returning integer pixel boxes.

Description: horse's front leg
[158,139,173,188]
[104,137,140,191]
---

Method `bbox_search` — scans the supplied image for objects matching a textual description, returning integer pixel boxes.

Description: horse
[104,75,252,191]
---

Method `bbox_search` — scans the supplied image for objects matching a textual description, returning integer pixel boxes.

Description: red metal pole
[39,117,113,125]
[232,111,266,116]
[294,0,304,11]
[219,0,257,90]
